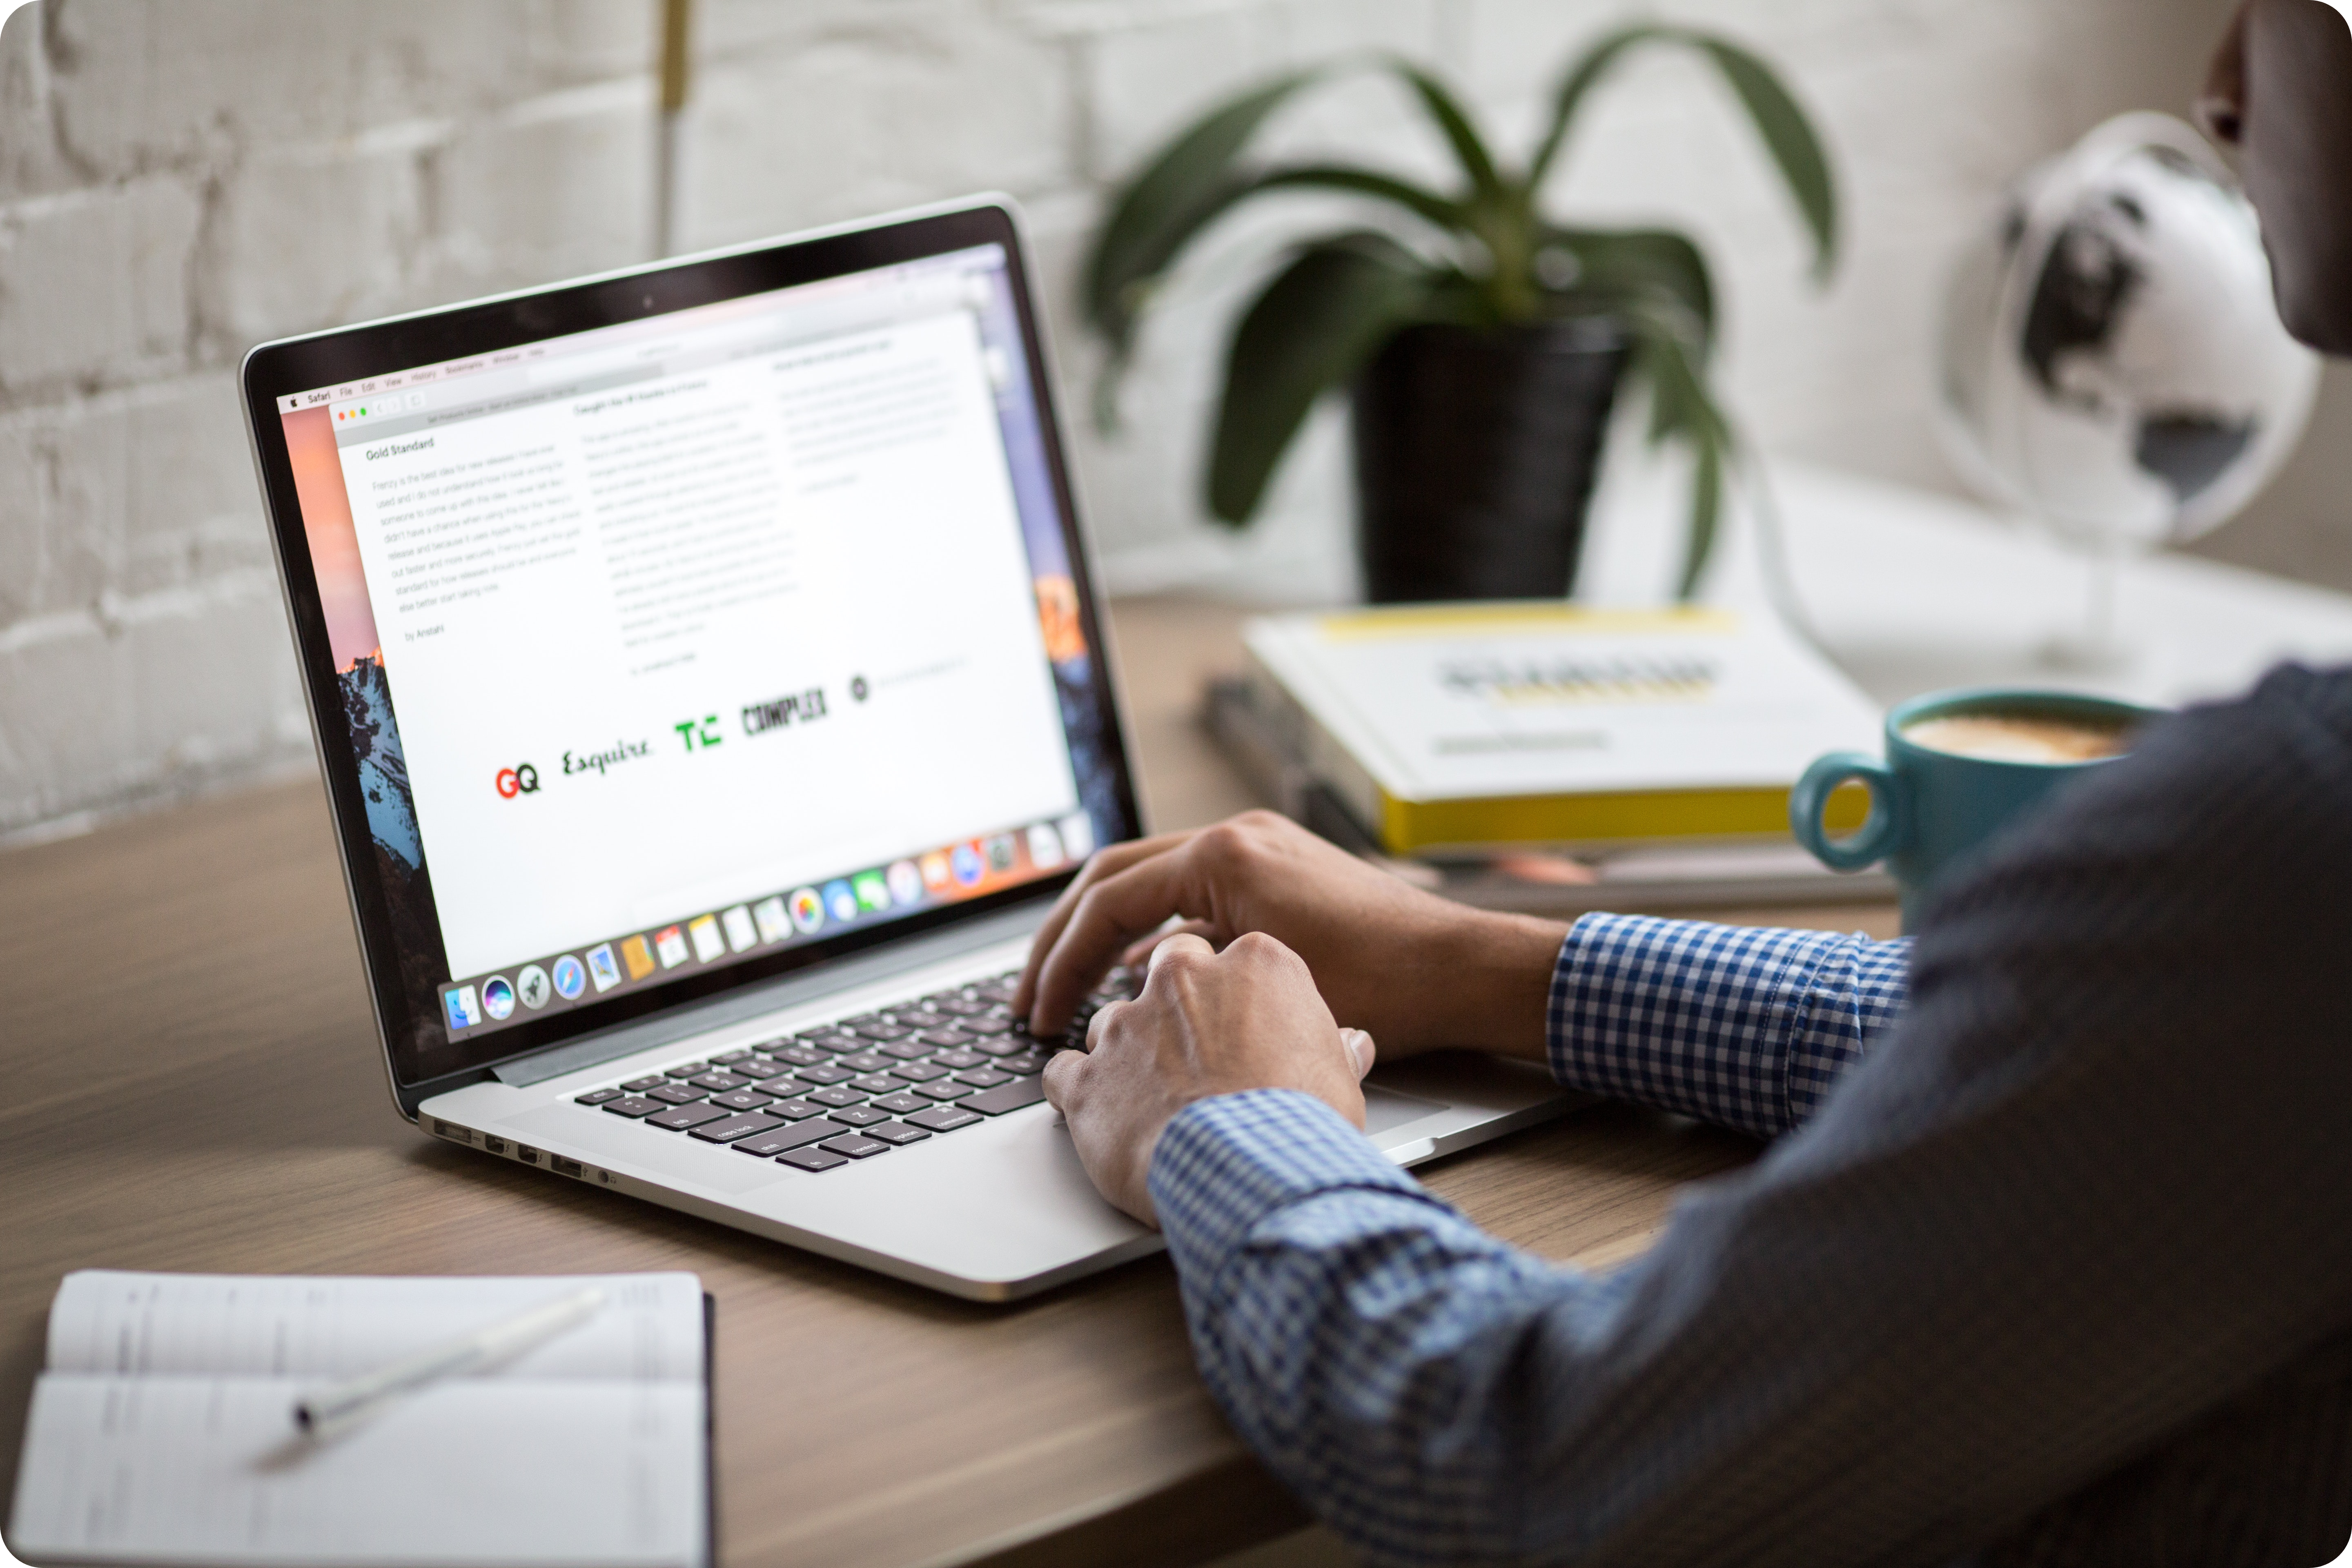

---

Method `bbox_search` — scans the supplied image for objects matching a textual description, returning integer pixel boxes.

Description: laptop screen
[248,208,1136,1091]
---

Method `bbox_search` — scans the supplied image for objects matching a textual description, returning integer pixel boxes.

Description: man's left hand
[1043,931,1376,1225]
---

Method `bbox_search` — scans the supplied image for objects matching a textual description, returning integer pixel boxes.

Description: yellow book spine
[1376,784,1872,857]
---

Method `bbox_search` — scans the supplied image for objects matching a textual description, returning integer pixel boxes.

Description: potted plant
[1083,24,1838,602]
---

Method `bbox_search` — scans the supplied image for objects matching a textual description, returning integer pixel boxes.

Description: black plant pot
[1350,318,1629,603]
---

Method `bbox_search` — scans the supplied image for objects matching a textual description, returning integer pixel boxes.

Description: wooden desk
[0,597,1895,1568]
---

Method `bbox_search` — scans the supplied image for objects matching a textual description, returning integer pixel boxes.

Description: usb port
[432,1119,470,1144]
[552,1156,584,1178]
[484,1137,508,1156]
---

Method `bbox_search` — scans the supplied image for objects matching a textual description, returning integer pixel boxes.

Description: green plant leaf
[1207,233,1430,526]
[1527,25,1838,280]
[1084,70,1321,361]
[1527,24,1660,187]
[1676,425,1725,600]
[1552,227,1717,360]
[1690,37,1838,280]
[1615,299,1735,599]
[1381,58,1505,207]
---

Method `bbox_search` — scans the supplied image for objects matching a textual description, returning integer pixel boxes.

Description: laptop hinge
[490,900,1049,1088]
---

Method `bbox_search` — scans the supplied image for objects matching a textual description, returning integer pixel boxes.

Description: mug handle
[1790,752,1909,872]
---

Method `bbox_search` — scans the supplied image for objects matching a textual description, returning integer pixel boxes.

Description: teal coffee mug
[1790,688,2160,926]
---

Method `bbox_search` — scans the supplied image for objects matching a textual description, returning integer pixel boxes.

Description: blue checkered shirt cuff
[1548,912,1913,1138]
[1150,1088,1427,1266]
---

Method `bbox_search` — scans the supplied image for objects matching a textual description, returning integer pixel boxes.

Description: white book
[1241,605,1883,855]
[7,1271,710,1568]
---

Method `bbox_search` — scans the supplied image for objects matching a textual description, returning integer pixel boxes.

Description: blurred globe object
[1937,113,2319,570]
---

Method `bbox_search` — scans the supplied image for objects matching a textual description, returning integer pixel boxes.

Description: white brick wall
[0,0,2333,841]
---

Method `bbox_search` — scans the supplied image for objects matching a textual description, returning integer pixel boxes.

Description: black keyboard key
[796,1029,862,1052]
[623,1075,669,1091]
[761,1098,827,1121]
[864,1121,932,1146]
[708,1089,777,1112]
[933,997,988,1017]
[777,1147,849,1172]
[957,1014,1012,1036]
[733,1118,850,1156]
[710,1048,753,1065]
[648,1102,729,1130]
[771,1045,829,1067]
[828,1133,898,1161]
[931,1049,986,1071]
[971,1037,1024,1058]
[906,1105,983,1133]
[826,1104,890,1127]
[1000,1052,1048,1075]
[647,1083,706,1105]
[690,1111,788,1144]
[733,1058,791,1080]
[913,1028,968,1049]
[838,1051,895,1073]
[856,1022,913,1042]
[885,1007,944,1028]
[889,1061,947,1084]
[601,1096,664,1118]
[820,1133,890,1159]
[879,1041,931,1062]
[794,1064,854,1086]
[964,1076,1047,1116]
[688,1071,749,1092]
[806,1085,867,1109]
[954,1068,1013,1088]
[913,1081,973,1102]
[872,1091,929,1115]
[836,1013,882,1030]
[848,1074,900,1095]
[575,1087,623,1105]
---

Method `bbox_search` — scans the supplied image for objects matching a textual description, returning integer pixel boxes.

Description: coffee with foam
[1902,712,2131,764]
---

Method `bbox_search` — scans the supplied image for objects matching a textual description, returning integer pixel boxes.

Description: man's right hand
[1013,811,1566,1062]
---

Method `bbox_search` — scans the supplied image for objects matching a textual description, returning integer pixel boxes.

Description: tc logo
[674,714,723,752]
[494,763,541,798]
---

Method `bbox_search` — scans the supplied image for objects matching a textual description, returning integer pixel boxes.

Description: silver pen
[292,1285,606,1439]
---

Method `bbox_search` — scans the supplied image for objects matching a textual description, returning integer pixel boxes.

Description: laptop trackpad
[1363,1084,1448,1136]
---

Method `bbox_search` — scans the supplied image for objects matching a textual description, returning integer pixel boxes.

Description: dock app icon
[444,985,480,1030]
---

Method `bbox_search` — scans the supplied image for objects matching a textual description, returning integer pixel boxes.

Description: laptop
[241,196,1581,1301]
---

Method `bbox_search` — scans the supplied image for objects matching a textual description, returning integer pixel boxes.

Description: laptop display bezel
[241,198,1142,1107]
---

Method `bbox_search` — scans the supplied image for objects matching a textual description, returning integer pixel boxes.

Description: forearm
[1548,914,1911,1137]
[1153,1092,1635,1567]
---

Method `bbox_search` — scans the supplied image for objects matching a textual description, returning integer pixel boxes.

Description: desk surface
[0,597,1895,1568]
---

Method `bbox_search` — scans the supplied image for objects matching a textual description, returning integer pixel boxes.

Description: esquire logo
[493,763,541,798]
[564,738,651,777]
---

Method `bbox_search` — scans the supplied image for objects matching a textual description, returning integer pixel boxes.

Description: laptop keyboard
[566,966,1137,1173]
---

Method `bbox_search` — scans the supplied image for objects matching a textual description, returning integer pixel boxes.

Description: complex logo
[494,763,541,798]
[742,686,827,737]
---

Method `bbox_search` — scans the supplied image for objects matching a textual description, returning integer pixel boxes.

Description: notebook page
[45,1272,703,1382]
[7,1374,706,1567]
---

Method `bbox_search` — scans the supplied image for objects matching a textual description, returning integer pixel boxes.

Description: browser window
[276,245,1109,1047]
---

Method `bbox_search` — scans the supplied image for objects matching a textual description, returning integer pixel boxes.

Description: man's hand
[1043,931,1375,1224]
[1015,811,1565,1061]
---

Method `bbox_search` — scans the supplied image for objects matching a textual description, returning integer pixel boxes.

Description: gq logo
[494,763,541,798]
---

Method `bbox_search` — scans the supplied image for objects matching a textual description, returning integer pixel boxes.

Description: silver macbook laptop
[243,196,1580,1301]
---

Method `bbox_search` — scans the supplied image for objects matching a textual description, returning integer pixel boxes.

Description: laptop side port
[517,1145,540,1164]
[484,1136,508,1156]
[551,1156,584,1178]
[431,1119,472,1145]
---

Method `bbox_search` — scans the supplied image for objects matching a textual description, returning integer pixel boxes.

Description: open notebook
[7,1271,710,1567]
